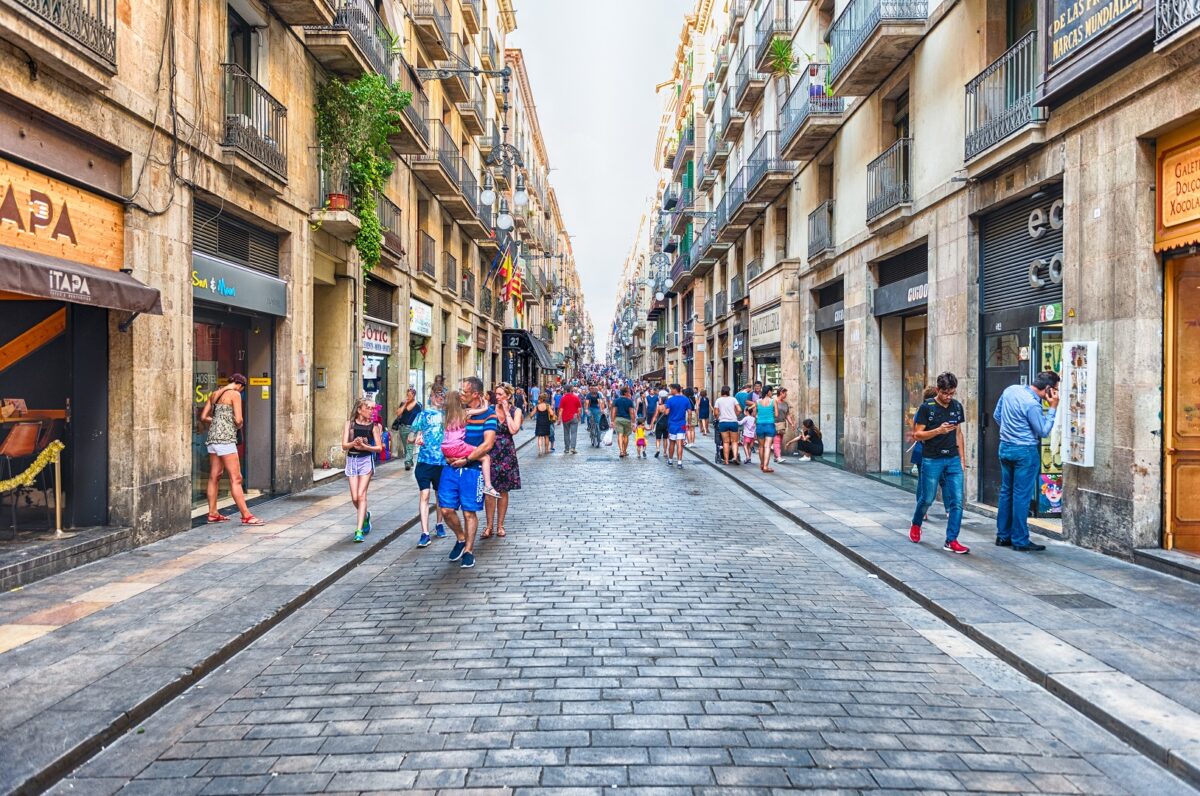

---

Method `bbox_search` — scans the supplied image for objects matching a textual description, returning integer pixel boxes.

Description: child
[635,420,648,458]
[343,398,384,543]
[441,391,501,498]
[739,406,757,465]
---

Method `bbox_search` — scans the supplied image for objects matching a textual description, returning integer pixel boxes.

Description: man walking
[391,388,422,470]
[908,371,969,554]
[558,385,582,454]
[663,383,691,469]
[438,377,497,569]
[585,383,605,447]
[993,371,1059,552]
[611,386,636,458]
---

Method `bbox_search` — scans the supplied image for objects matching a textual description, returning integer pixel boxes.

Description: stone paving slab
[689,443,1200,786]
[49,442,1194,795]
[0,430,531,795]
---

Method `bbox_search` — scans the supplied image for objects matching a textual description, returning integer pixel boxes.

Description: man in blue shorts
[438,377,497,569]
[410,386,447,548]
[664,383,692,470]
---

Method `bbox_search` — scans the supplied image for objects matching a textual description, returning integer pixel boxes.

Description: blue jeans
[997,442,1040,547]
[587,408,602,445]
[911,456,964,542]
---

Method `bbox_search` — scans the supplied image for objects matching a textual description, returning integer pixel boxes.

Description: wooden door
[1166,256,1200,550]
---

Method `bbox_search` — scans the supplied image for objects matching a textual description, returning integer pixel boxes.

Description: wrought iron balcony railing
[703,80,718,110]
[747,130,789,192]
[415,119,462,185]
[414,0,452,44]
[715,290,727,316]
[418,231,436,278]
[671,252,691,282]
[481,286,493,313]
[378,194,404,254]
[727,168,746,217]
[808,199,834,259]
[324,0,391,75]
[730,273,746,308]
[462,270,476,304]
[316,150,352,208]
[481,28,499,67]
[394,55,430,143]
[443,252,458,292]
[704,299,713,325]
[780,64,844,141]
[829,0,926,84]
[867,138,911,220]
[755,0,791,67]
[746,257,763,281]
[1158,0,1200,42]
[17,0,116,65]
[714,193,729,231]
[221,63,288,179]
[964,32,1045,160]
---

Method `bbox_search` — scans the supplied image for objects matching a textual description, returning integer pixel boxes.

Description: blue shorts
[414,462,442,491]
[757,424,777,438]
[437,465,483,512]
[717,421,739,434]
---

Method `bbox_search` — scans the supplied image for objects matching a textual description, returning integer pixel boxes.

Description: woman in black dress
[534,393,554,455]
[483,383,523,539]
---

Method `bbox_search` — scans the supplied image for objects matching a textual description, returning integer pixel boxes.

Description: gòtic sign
[362,321,392,355]
[1157,122,1200,252]
[1048,0,1140,67]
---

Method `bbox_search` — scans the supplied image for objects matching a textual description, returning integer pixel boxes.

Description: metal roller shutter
[364,278,396,323]
[877,244,928,286]
[981,184,1063,313]
[193,201,280,277]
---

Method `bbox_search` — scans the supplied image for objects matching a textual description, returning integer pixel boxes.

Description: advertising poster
[1062,341,1097,467]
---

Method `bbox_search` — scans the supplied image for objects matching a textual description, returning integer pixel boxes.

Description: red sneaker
[909,524,921,543]
[943,540,970,554]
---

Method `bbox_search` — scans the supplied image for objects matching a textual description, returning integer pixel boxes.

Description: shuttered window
[876,244,928,286]
[817,281,844,307]
[193,201,280,277]
[980,184,1064,313]
[364,278,396,323]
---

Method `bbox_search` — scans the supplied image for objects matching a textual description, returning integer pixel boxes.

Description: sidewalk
[687,445,1200,787]
[0,430,531,795]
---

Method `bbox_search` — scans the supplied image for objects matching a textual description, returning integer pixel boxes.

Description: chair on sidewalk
[0,421,52,538]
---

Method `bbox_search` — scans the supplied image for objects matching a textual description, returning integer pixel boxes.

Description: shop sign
[1157,125,1200,252]
[1048,0,1139,68]
[1061,340,1097,467]
[409,298,433,336]
[362,321,392,355]
[732,333,745,353]
[249,377,271,386]
[873,272,929,316]
[1027,199,1065,288]
[192,252,287,316]
[750,307,782,348]
[475,328,487,350]
[815,300,845,332]
[1040,302,1063,322]
[0,156,124,271]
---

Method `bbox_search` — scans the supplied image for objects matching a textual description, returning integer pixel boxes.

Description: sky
[509,0,692,362]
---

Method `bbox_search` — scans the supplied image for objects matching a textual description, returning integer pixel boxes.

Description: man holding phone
[992,370,1060,552]
[909,372,969,553]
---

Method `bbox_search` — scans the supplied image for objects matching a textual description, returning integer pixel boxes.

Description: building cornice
[505,49,550,166]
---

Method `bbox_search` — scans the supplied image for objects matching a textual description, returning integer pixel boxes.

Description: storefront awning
[0,244,162,314]
[642,367,666,382]
[528,333,557,371]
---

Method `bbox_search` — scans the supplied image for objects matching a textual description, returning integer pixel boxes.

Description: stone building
[0,0,584,578]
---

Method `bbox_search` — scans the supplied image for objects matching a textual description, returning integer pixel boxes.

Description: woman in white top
[713,386,743,466]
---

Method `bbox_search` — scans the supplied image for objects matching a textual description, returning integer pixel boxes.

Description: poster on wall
[1061,341,1097,467]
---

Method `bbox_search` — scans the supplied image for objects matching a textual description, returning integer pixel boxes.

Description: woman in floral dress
[483,382,523,538]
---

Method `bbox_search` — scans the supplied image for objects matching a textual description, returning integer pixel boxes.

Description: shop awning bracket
[117,312,141,333]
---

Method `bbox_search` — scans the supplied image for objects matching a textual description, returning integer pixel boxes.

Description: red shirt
[558,392,582,423]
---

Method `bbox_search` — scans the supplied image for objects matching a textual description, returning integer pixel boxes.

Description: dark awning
[0,244,162,314]
[528,333,556,371]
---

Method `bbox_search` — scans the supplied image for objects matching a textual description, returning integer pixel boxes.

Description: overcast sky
[509,0,692,362]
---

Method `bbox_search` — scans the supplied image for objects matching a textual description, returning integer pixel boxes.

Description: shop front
[750,305,781,387]
[409,297,433,399]
[475,328,488,381]
[978,185,1064,516]
[362,320,392,414]
[731,325,746,388]
[874,245,928,483]
[0,157,161,531]
[503,328,555,389]
[814,280,845,457]
[191,251,286,514]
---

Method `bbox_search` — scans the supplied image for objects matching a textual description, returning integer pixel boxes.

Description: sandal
[206,513,229,524]
[241,515,265,526]
[763,467,776,473]
[497,527,506,538]
[481,526,494,539]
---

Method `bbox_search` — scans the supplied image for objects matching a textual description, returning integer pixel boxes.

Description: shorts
[206,443,237,457]
[757,424,777,438]
[668,432,687,442]
[437,464,484,512]
[717,421,739,434]
[743,435,756,445]
[654,420,668,440]
[345,454,375,477]
[414,461,442,491]
[614,418,633,436]
[636,439,646,447]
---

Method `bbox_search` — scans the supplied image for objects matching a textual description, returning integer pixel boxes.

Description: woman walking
[343,398,384,542]
[756,385,778,473]
[772,387,791,464]
[200,374,263,525]
[697,389,711,437]
[391,388,422,470]
[534,391,555,454]
[483,383,523,539]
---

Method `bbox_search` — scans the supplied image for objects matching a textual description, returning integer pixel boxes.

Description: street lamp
[514,173,529,209]
[480,171,497,208]
[495,198,514,231]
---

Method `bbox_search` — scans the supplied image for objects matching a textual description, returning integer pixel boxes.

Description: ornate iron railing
[730,273,746,308]
[221,63,288,179]
[480,119,501,153]
[378,194,404,254]
[964,32,1045,160]
[316,148,352,207]
[418,231,436,278]
[747,131,789,192]
[714,194,729,232]
[1158,0,1200,41]
[443,252,458,292]
[414,0,451,44]
[394,56,430,144]
[720,92,743,134]
[830,0,926,83]
[715,290,727,316]
[867,138,911,219]
[316,0,391,76]
[704,299,713,325]
[663,184,681,211]
[481,28,499,67]
[781,64,844,143]
[481,285,493,313]
[652,330,666,348]
[755,0,791,67]
[459,77,485,123]
[671,252,691,282]
[735,47,757,104]
[703,80,718,110]
[415,120,461,186]
[808,200,834,259]
[727,168,746,217]
[17,0,116,66]
[462,270,476,305]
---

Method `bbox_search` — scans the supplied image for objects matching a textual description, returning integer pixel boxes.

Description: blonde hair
[494,382,514,401]
[443,390,467,431]
[349,398,374,422]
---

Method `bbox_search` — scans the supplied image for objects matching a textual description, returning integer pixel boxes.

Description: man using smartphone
[992,370,1060,552]
[909,372,969,553]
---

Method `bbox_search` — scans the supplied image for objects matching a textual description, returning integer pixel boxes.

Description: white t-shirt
[715,395,740,423]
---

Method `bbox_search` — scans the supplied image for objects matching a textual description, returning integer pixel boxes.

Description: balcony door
[1007,0,1037,44]
[227,6,256,74]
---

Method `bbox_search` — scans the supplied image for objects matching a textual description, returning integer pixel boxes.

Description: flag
[485,240,508,283]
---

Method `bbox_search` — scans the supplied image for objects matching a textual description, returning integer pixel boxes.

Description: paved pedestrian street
[49,444,1192,796]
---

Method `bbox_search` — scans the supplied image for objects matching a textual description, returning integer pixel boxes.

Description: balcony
[443,252,458,294]
[829,0,926,96]
[671,186,693,236]
[715,46,731,81]
[734,48,766,112]
[729,0,748,35]
[730,273,747,311]
[442,162,475,219]
[481,28,499,68]
[221,63,288,184]
[270,0,335,25]
[461,0,481,34]
[671,252,692,284]
[411,120,461,195]
[458,78,486,136]
[388,56,430,155]
[651,330,667,349]
[714,193,733,242]
[728,167,764,229]
[754,0,791,73]
[964,32,1047,174]
[412,0,451,60]
[494,297,506,321]
[866,137,912,229]
[479,120,501,155]
[704,299,713,325]
[418,231,437,281]
[664,234,680,254]
[439,37,470,102]
[780,64,845,161]
[1159,0,1200,48]
[698,160,717,191]
[703,79,718,113]
[462,270,477,305]
[672,123,695,176]
[705,130,732,173]
[481,286,494,313]
[746,131,793,203]
[540,324,555,343]
[714,290,727,319]
[746,257,764,283]
[6,0,118,75]
[720,94,746,143]
[475,200,497,247]
[807,200,835,265]
[663,184,681,211]
[311,155,359,241]
[303,0,391,78]
[378,194,406,260]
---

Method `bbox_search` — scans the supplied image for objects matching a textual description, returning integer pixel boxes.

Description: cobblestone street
[52,445,1193,795]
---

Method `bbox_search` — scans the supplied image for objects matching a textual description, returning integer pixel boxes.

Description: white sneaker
[799,455,811,461]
